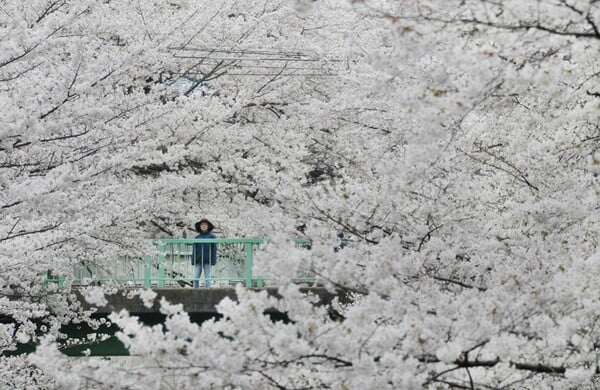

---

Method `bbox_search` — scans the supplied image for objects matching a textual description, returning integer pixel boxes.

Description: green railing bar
[154,238,265,244]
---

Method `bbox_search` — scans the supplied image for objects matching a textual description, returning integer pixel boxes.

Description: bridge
[26,238,350,357]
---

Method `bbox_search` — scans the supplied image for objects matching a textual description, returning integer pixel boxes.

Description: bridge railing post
[244,242,253,288]
[157,242,166,288]
[144,256,152,288]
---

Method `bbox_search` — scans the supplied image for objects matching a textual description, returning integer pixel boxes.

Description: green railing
[153,238,265,288]
[52,237,318,288]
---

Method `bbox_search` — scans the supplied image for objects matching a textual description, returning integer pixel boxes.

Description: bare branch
[36,0,66,24]
[420,15,600,39]
[40,59,82,119]
[429,274,488,292]
[0,223,62,243]
[0,62,42,82]
[0,43,42,70]
[460,143,540,192]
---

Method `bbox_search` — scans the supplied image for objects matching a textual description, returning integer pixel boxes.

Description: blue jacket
[191,232,217,265]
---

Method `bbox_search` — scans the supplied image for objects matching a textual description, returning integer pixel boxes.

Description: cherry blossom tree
[0,0,357,385]
[2,0,599,388]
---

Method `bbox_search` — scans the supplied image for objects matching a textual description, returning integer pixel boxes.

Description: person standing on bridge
[192,218,217,288]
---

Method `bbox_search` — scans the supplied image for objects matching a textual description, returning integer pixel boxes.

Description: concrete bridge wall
[85,287,346,315]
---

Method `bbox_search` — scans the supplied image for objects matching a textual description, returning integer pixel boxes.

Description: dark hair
[195,219,214,233]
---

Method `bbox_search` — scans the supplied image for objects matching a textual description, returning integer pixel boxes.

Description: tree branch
[429,274,488,292]
[414,14,600,39]
[0,223,62,243]
[36,0,66,23]
[422,354,600,384]
[460,143,540,192]
[40,60,82,119]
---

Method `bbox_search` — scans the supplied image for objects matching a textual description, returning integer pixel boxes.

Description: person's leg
[204,263,212,288]
[193,263,203,288]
